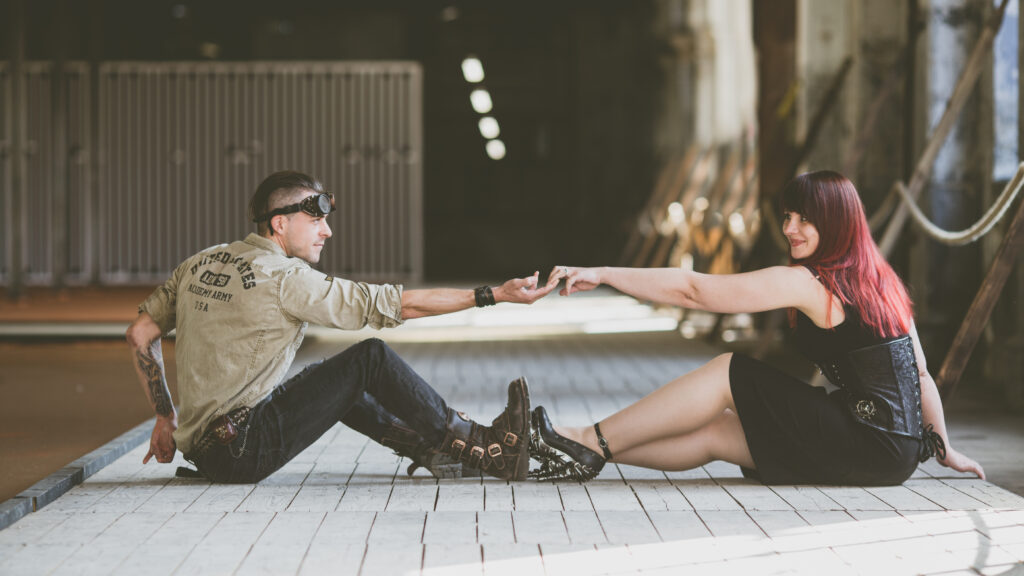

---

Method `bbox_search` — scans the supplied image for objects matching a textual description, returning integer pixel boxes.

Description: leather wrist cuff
[474,286,496,307]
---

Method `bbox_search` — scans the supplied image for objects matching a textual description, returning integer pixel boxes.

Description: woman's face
[782,210,819,260]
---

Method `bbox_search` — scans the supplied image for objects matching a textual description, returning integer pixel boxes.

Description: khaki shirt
[140,233,404,455]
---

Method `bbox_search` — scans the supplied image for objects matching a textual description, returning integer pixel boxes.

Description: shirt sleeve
[139,263,183,335]
[279,267,404,330]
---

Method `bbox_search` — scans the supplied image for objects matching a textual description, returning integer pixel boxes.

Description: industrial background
[1,0,1023,469]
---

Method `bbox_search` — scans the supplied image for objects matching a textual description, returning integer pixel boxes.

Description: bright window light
[486,139,506,160]
[470,89,493,114]
[478,117,500,139]
[461,57,485,83]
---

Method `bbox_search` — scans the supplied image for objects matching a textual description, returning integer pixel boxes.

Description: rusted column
[913,0,992,362]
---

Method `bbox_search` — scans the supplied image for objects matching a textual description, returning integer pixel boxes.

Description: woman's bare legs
[610,410,754,470]
[553,353,747,469]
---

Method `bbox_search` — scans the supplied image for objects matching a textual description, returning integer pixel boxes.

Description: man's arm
[401,272,559,320]
[126,312,178,464]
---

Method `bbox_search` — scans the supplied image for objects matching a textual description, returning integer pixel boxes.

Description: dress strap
[801,264,821,281]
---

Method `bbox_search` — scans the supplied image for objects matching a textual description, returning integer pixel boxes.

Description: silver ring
[562,267,569,276]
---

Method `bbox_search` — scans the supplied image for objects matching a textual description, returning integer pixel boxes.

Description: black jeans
[194,338,450,483]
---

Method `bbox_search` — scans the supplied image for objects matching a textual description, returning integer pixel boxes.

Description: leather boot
[437,377,530,481]
[381,421,473,479]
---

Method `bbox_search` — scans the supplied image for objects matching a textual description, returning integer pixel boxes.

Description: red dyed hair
[781,170,913,338]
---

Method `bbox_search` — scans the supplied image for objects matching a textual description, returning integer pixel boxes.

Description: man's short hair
[249,171,325,235]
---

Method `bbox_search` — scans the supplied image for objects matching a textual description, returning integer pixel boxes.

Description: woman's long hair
[782,170,913,338]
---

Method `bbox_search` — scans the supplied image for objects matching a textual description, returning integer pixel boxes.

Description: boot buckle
[503,432,518,447]
[468,445,485,466]
[450,439,466,459]
[487,443,503,459]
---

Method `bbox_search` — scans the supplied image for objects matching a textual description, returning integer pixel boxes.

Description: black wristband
[474,286,496,307]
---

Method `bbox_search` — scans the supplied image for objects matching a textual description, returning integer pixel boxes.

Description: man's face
[276,190,333,264]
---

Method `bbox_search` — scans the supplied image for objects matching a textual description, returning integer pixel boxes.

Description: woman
[531,170,984,485]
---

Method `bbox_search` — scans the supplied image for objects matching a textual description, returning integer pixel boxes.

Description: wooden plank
[299,512,375,575]
[538,543,600,575]
[175,512,275,576]
[675,481,742,511]
[722,482,794,511]
[386,484,439,512]
[236,485,301,512]
[368,511,426,544]
[361,543,423,575]
[511,511,569,544]
[85,483,165,514]
[477,511,514,544]
[586,483,642,511]
[34,510,120,545]
[646,510,712,541]
[696,510,765,539]
[484,485,514,511]
[0,542,82,575]
[596,510,660,544]
[511,483,562,511]
[480,543,544,576]
[904,479,989,511]
[235,512,324,576]
[746,510,809,538]
[817,487,892,511]
[631,481,693,511]
[184,483,254,513]
[865,486,943,511]
[50,512,172,576]
[941,479,1024,509]
[135,479,211,513]
[557,484,594,511]
[287,484,345,512]
[771,486,842,511]
[113,513,223,576]
[336,485,393,512]
[0,511,70,545]
[561,510,607,545]
[423,511,478,545]
[422,544,483,576]
[436,483,485,511]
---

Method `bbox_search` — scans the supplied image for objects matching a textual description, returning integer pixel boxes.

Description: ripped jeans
[192,338,450,483]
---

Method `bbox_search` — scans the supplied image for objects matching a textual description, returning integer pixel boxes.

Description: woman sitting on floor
[530,170,984,485]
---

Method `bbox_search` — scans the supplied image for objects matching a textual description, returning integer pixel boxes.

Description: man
[126,170,557,483]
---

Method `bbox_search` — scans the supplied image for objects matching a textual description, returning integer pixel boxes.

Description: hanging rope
[892,162,1024,246]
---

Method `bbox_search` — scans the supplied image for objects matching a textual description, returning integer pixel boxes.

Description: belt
[187,406,252,460]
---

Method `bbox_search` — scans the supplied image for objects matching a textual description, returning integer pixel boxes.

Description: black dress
[730,306,923,485]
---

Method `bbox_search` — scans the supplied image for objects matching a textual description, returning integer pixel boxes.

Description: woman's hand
[939,446,986,480]
[547,266,603,295]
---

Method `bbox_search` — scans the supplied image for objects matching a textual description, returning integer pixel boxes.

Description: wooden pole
[937,193,1024,400]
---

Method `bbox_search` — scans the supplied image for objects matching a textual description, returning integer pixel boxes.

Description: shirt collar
[244,233,287,256]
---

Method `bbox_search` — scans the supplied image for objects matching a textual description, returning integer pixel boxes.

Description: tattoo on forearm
[136,341,173,416]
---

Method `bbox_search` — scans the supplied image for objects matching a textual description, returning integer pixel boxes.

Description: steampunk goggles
[254,193,335,223]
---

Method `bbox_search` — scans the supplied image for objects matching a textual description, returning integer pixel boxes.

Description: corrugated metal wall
[0,61,423,286]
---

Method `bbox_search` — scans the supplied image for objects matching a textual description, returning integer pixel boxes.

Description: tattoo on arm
[136,340,173,416]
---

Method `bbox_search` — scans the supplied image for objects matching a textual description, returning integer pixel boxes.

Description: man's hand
[493,271,560,304]
[547,266,602,296]
[144,414,178,464]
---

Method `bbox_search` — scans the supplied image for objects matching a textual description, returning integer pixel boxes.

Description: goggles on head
[254,193,335,223]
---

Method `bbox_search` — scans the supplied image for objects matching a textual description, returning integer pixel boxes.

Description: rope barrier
[891,162,1024,245]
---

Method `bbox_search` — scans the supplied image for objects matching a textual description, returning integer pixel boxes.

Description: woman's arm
[553,265,831,321]
[910,322,985,479]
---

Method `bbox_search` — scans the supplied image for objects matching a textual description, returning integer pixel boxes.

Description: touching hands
[547,266,602,296]
[939,447,986,480]
[144,414,178,464]
[494,271,561,305]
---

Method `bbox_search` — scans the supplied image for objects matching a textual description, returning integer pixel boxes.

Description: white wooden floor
[2,332,1023,576]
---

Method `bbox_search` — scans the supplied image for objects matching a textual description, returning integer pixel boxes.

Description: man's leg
[197,338,526,482]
